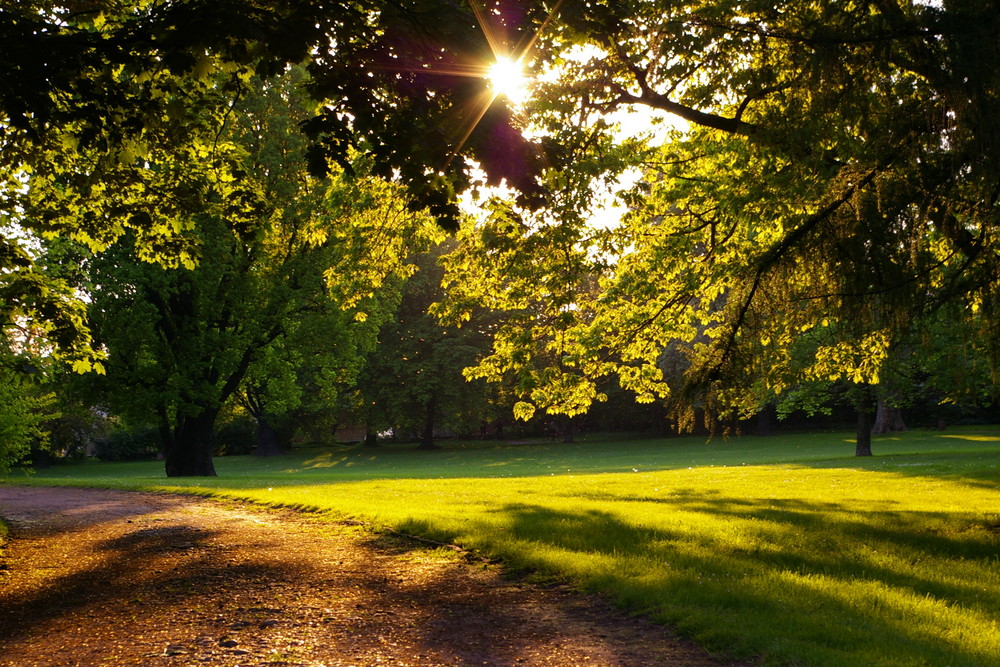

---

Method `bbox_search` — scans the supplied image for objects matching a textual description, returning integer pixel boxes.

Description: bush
[94,428,161,461]
[213,416,257,456]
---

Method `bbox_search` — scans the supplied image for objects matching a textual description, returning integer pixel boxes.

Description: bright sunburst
[435,0,566,169]
[487,55,528,104]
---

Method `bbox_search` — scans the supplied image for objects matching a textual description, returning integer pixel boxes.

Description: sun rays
[369,1,565,176]
[486,55,529,103]
[437,0,565,171]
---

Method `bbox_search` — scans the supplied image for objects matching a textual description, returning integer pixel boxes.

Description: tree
[10,2,999,452]
[2,0,539,370]
[0,358,57,475]
[0,1,346,364]
[438,1,1000,446]
[81,73,435,476]
[358,241,493,449]
[235,280,397,456]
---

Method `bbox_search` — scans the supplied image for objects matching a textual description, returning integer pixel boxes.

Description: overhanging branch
[619,90,756,136]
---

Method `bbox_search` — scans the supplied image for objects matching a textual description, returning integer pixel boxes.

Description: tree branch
[689,15,942,47]
[713,164,884,374]
[619,90,756,136]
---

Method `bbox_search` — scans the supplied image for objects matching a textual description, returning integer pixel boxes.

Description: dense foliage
[3,1,999,470]
[439,0,1000,432]
[78,72,436,475]
[354,242,496,448]
[1,0,538,362]
[0,364,56,475]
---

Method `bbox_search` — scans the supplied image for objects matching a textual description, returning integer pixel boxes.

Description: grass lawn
[6,428,1000,666]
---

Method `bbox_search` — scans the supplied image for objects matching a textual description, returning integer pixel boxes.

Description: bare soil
[0,486,746,666]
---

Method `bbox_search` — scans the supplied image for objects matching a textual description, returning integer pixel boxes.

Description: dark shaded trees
[358,242,492,449]
[235,282,397,456]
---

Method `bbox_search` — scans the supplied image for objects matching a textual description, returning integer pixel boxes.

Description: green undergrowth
[8,428,1000,666]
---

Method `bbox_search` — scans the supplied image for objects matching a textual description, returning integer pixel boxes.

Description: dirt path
[0,486,743,666]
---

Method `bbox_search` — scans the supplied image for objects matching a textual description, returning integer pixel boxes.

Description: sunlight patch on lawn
[942,434,1000,443]
[298,452,349,469]
[777,571,1000,665]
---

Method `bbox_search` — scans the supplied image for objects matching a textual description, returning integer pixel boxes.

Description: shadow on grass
[395,498,1000,666]
[206,433,1000,492]
[801,449,1000,486]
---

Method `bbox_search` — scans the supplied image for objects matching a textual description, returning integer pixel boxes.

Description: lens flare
[487,56,528,103]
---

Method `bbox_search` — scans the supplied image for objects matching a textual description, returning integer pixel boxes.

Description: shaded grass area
[8,428,1000,666]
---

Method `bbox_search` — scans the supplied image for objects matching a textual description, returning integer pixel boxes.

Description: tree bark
[157,406,174,456]
[417,393,441,450]
[756,403,776,437]
[562,415,576,443]
[165,408,218,476]
[255,418,283,457]
[871,398,908,434]
[364,425,379,448]
[855,405,873,457]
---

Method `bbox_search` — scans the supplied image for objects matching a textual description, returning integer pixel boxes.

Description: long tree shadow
[797,448,1000,487]
[425,499,1000,666]
[350,531,730,666]
[0,522,297,646]
[573,487,999,567]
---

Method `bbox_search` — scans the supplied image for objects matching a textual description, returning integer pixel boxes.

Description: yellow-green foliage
[17,429,1000,666]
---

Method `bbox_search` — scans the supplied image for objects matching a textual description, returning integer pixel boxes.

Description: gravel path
[0,486,745,666]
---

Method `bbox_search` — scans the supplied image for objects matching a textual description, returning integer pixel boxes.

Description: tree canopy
[4,1,999,463]
[438,0,1000,429]
[1,0,537,369]
[69,71,437,475]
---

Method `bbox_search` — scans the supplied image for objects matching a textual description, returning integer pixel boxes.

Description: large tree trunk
[417,393,441,450]
[756,403,776,437]
[871,399,907,434]
[855,404,873,457]
[165,408,218,476]
[562,415,576,443]
[364,425,379,448]
[157,406,174,456]
[255,418,283,457]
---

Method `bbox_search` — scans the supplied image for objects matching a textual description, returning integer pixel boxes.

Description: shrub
[213,416,257,456]
[94,428,160,461]
[0,368,56,475]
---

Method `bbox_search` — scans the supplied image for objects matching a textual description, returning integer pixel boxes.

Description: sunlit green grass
[8,428,1000,666]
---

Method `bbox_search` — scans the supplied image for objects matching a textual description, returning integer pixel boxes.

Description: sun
[487,55,529,104]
